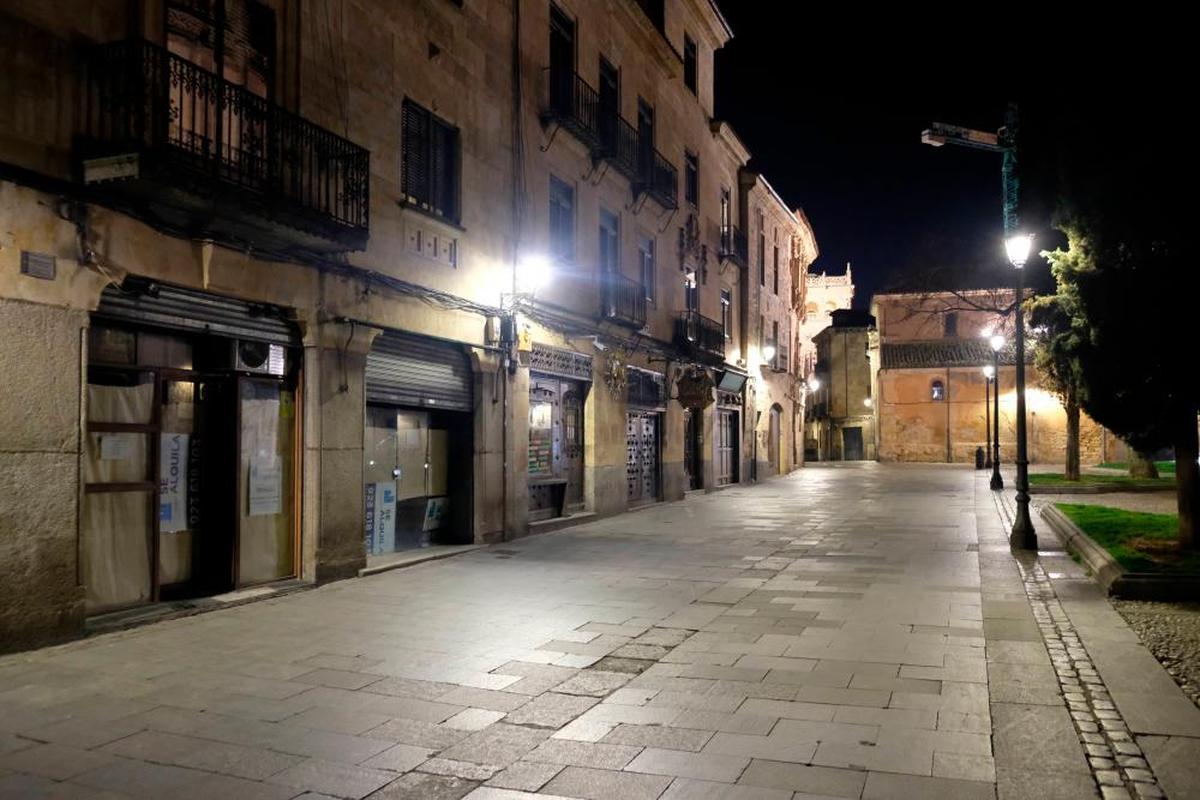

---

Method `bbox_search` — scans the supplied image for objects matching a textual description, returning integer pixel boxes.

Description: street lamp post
[1006,235,1037,549]
[982,364,994,469]
[989,335,1004,490]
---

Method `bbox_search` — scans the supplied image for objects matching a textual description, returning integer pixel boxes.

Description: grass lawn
[1029,472,1175,488]
[1056,503,1199,573]
[1097,460,1176,475]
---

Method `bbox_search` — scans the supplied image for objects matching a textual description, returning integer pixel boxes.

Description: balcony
[545,68,677,209]
[675,311,725,363]
[545,69,602,150]
[638,148,678,210]
[80,39,369,253]
[597,114,639,182]
[719,224,747,265]
[601,271,647,329]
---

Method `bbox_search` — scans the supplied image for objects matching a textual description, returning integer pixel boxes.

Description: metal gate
[366,331,473,411]
[626,411,659,504]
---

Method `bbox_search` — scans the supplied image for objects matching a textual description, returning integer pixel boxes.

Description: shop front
[363,331,474,555]
[84,280,301,615]
[527,345,593,521]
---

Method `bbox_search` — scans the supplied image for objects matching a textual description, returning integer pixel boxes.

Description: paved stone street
[2,464,1198,799]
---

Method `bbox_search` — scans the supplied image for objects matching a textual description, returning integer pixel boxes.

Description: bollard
[975,446,985,469]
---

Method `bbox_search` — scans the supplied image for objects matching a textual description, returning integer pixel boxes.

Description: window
[805,302,818,317]
[166,0,276,96]
[684,273,698,311]
[720,289,732,339]
[944,312,958,337]
[772,229,780,295]
[549,176,574,262]
[684,151,699,208]
[683,35,697,95]
[720,188,731,243]
[638,235,655,302]
[402,100,460,223]
[599,208,619,275]
[931,380,945,401]
[757,209,766,285]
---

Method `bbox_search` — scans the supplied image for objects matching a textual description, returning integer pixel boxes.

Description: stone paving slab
[2,464,1198,798]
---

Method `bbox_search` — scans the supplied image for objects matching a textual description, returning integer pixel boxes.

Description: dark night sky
[711,6,1178,308]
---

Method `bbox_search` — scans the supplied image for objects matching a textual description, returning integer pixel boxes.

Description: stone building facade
[869,291,1125,464]
[797,263,853,379]
[807,309,877,462]
[0,0,815,651]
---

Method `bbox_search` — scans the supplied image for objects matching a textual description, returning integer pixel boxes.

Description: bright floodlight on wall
[863,396,874,408]
[762,344,776,362]
[807,376,821,392]
[1005,234,1034,269]
[983,364,995,379]
[516,254,552,294]
[990,334,1005,353]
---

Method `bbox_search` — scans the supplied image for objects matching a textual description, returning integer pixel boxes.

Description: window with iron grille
[721,289,732,339]
[639,235,655,302]
[685,151,699,208]
[549,175,575,263]
[402,100,460,223]
[627,368,665,408]
[773,230,780,295]
[683,35,697,95]
[757,209,766,284]
[944,312,958,337]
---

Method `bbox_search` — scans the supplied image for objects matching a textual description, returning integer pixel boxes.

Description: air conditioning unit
[232,339,286,375]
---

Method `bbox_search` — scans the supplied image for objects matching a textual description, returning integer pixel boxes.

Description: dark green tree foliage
[1028,292,1084,481]
[1032,98,1198,545]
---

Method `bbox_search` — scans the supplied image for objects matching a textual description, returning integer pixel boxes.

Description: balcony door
[549,4,575,109]
[599,58,619,149]
[637,99,654,174]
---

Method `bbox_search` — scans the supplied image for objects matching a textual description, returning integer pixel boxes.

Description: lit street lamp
[982,364,995,470]
[1006,234,1037,550]
[989,334,1004,490]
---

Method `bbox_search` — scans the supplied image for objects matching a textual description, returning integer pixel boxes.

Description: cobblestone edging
[995,493,1167,800]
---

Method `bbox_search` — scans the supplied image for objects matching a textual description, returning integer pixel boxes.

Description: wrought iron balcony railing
[82,38,369,251]
[639,148,678,210]
[675,311,726,361]
[719,224,748,265]
[546,68,601,150]
[545,68,676,209]
[601,271,647,329]
[597,114,639,181]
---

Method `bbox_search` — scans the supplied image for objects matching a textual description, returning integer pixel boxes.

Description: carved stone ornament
[675,366,715,410]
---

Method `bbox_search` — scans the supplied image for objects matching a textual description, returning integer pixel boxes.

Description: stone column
[0,301,88,651]
[298,317,380,583]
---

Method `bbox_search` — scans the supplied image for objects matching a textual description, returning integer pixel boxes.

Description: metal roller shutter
[366,331,473,412]
[94,282,297,345]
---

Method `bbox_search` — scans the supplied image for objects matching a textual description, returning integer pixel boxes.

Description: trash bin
[975,447,985,469]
